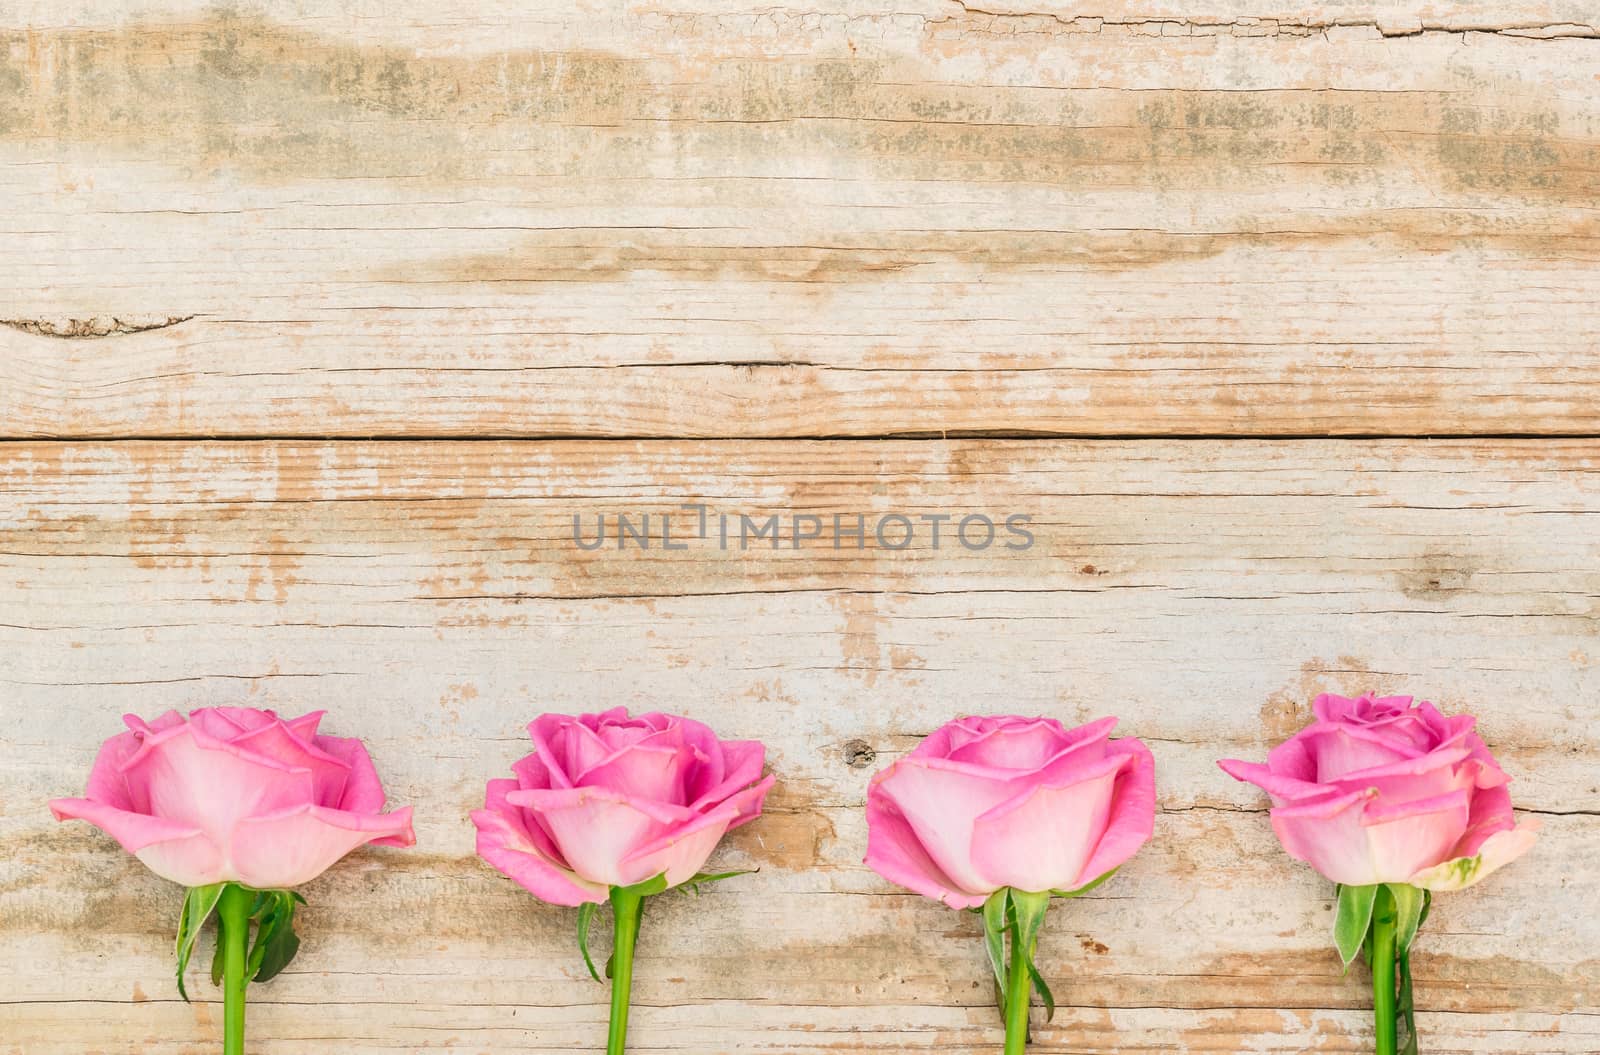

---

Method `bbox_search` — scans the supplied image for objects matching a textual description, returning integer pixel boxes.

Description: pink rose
[1219,693,1539,890]
[865,715,1156,907]
[472,707,775,905]
[49,707,415,889]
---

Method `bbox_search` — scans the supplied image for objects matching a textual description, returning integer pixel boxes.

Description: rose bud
[1220,692,1539,1055]
[864,715,1155,1054]
[473,707,773,1055]
[51,707,414,1055]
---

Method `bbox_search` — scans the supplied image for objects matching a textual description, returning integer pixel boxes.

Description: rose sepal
[175,882,307,1001]
[975,876,1116,1055]
[173,881,308,1055]
[1334,882,1432,1055]
[574,869,757,1055]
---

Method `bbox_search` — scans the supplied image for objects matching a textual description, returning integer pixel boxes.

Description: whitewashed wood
[1,440,1595,1052]
[3,6,1599,437]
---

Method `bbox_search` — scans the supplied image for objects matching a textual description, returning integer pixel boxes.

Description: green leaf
[1333,884,1379,967]
[1397,945,1419,1055]
[1386,883,1427,958]
[174,883,226,1002]
[1051,866,1119,899]
[1025,958,1056,1023]
[682,868,757,896]
[249,891,303,984]
[981,889,1010,1010]
[577,902,602,983]
[1009,889,1054,1025]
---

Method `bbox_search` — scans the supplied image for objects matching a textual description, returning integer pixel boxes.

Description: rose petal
[688,739,765,813]
[472,783,606,906]
[313,734,388,813]
[946,716,1090,771]
[968,751,1127,893]
[1267,787,1382,885]
[1075,737,1157,887]
[1359,788,1472,881]
[621,777,773,887]
[1219,757,1336,805]
[575,742,695,805]
[870,757,1019,894]
[234,717,352,806]
[1299,723,1424,781]
[122,724,315,841]
[50,796,225,886]
[510,786,685,888]
[864,781,986,908]
[1408,819,1541,892]
[230,804,414,889]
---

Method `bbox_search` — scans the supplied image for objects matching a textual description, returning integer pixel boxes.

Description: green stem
[1002,911,1031,1055]
[1370,885,1398,1055]
[606,886,645,1055]
[217,884,253,1055]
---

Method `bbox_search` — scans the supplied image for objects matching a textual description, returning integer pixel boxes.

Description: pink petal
[717,774,772,832]
[1268,787,1384,886]
[1262,732,1318,782]
[510,786,682,888]
[619,782,769,888]
[864,780,987,908]
[946,716,1095,771]
[1331,746,1473,802]
[230,804,414,889]
[575,742,695,805]
[123,710,186,736]
[529,714,608,788]
[1359,789,1472,881]
[1075,736,1157,887]
[122,724,315,841]
[688,739,765,813]
[1452,781,1516,857]
[233,718,351,805]
[1299,723,1422,782]
[1408,819,1540,892]
[870,757,1017,894]
[472,788,606,907]
[1218,757,1333,805]
[968,751,1126,892]
[313,734,388,813]
[50,797,226,886]
[81,728,148,812]
[1311,693,1360,723]
[482,777,567,864]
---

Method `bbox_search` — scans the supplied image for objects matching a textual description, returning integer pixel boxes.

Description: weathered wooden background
[2,2,1597,1053]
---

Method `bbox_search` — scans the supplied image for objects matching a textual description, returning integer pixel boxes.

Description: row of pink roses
[51,695,1537,1055]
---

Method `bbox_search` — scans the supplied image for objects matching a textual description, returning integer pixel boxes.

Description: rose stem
[217,883,254,1055]
[606,886,646,1055]
[1370,885,1399,1055]
[1002,902,1031,1055]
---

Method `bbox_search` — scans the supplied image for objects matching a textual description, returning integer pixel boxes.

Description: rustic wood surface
[2,441,1596,1053]
[2,2,1597,1054]
[4,2,1600,437]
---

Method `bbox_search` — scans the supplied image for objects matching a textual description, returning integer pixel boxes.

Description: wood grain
[2,439,1595,1053]
[3,4,1599,437]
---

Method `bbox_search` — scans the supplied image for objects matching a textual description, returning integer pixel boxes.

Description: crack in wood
[2,316,196,340]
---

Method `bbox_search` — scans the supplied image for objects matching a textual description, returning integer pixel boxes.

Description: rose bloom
[472,708,774,905]
[1220,693,1538,890]
[865,715,1156,908]
[50,708,414,888]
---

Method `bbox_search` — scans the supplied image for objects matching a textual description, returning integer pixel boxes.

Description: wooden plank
[2,439,1595,1052]
[3,7,1599,437]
